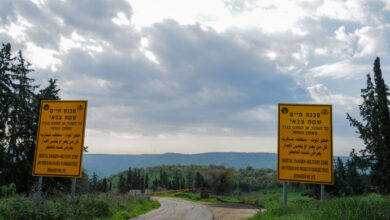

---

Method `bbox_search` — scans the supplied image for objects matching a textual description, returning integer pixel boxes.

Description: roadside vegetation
[0,193,159,220]
[249,193,390,220]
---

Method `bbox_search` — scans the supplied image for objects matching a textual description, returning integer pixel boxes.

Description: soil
[130,197,264,220]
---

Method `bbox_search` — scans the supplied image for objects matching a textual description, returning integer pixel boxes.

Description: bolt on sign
[278,103,333,185]
[32,100,87,178]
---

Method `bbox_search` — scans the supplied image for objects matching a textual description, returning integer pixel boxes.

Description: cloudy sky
[1,0,390,155]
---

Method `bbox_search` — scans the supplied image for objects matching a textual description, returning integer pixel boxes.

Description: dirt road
[206,202,261,220]
[130,197,261,220]
[131,197,213,220]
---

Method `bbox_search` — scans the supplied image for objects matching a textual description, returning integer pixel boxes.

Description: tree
[194,172,204,189]
[347,57,390,194]
[144,174,149,190]
[101,178,108,193]
[126,167,132,190]
[0,42,63,194]
[91,172,98,192]
[118,175,127,194]
[187,167,194,189]
[204,167,235,195]
[0,46,38,193]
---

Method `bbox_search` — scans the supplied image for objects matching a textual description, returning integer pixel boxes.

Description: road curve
[130,197,213,220]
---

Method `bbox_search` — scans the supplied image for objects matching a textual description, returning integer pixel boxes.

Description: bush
[76,195,111,218]
[0,184,16,198]
[1,196,34,220]
[250,193,390,220]
[0,193,159,220]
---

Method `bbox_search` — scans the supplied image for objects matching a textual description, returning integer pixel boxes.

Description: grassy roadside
[249,193,390,220]
[0,193,160,220]
[170,192,242,204]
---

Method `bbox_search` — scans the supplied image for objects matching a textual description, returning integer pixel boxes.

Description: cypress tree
[126,167,132,190]
[145,173,149,189]
[118,175,127,193]
[347,57,390,193]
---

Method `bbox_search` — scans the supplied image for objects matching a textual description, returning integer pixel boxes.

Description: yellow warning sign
[32,100,87,178]
[278,103,333,185]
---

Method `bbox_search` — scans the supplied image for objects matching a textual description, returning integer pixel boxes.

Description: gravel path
[130,197,213,220]
[205,202,262,220]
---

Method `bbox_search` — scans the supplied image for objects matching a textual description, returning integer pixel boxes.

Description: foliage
[325,158,369,197]
[203,167,235,195]
[347,57,390,194]
[249,193,390,220]
[172,192,242,204]
[0,193,159,220]
[236,167,280,192]
[0,42,68,194]
[109,164,279,197]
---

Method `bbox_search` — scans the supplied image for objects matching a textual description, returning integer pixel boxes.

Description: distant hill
[82,152,349,178]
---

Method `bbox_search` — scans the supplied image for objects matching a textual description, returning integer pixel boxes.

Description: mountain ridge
[82,152,349,178]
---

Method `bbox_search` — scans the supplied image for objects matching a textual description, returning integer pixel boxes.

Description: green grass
[249,193,390,220]
[170,192,242,203]
[0,193,160,220]
[107,197,160,220]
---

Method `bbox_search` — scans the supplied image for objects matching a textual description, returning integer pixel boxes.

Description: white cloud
[354,25,387,58]
[235,105,277,122]
[0,16,33,43]
[307,84,361,110]
[2,0,387,154]
[29,0,46,8]
[25,42,61,71]
[197,86,246,103]
[59,76,123,96]
[138,37,159,64]
[129,0,307,33]
[308,60,369,80]
[59,31,105,55]
[112,12,131,26]
[315,0,379,25]
[85,129,278,154]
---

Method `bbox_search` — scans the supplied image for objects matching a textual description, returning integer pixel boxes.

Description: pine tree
[91,172,98,192]
[5,49,37,193]
[347,57,390,193]
[0,43,14,187]
[174,170,180,189]
[195,172,204,189]
[118,175,127,193]
[0,42,61,194]
[102,178,107,193]
[126,167,132,190]
[145,173,149,189]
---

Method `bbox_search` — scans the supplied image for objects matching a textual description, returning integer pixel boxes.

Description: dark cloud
[1,0,385,140]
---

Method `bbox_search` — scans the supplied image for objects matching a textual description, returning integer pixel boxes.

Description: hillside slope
[82,152,349,177]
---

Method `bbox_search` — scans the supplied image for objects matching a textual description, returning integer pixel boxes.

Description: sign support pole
[320,184,325,202]
[283,182,287,206]
[71,178,76,201]
[37,176,43,203]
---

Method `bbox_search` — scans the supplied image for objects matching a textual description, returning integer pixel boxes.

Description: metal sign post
[32,100,88,204]
[32,100,88,178]
[277,103,334,204]
[36,176,43,203]
[283,182,287,206]
[71,178,76,201]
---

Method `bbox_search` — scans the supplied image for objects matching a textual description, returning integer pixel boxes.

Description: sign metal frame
[32,100,87,178]
[277,103,333,185]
